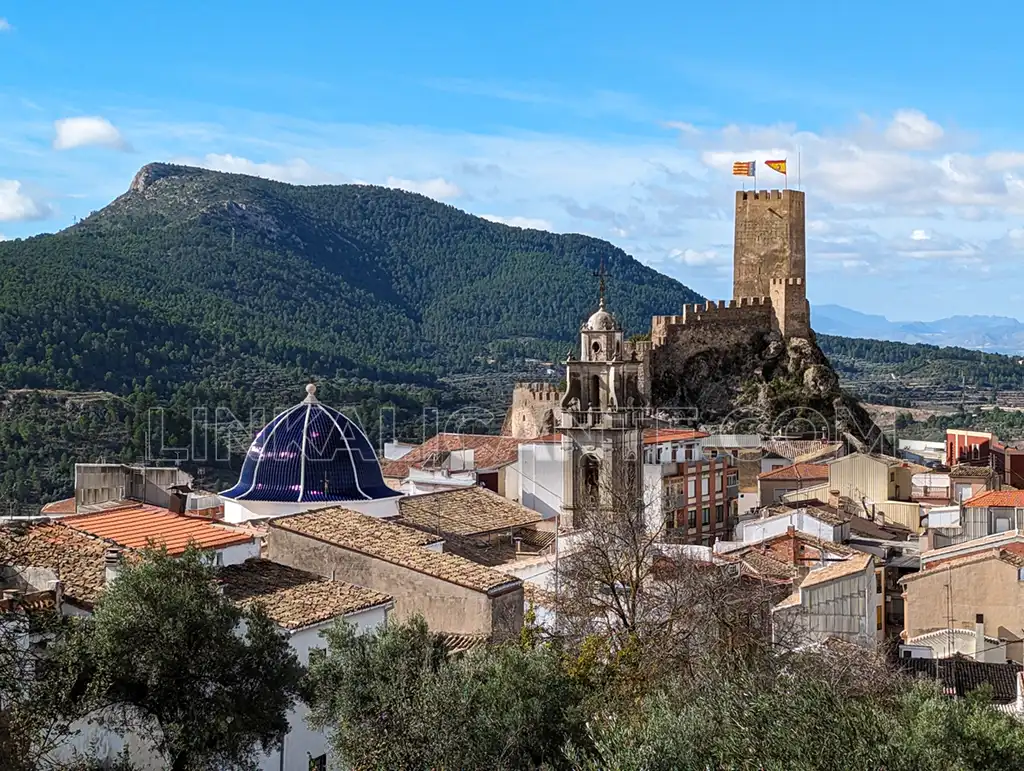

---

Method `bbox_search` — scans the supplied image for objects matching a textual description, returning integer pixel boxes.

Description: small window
[876,605,883,631]
[687,479,696,498]
[688,509,696,528]
[665,512,676,530]
[702,506,710,526]
[715,504,724,523]
[309,755,327,771]
[701,476,709,496]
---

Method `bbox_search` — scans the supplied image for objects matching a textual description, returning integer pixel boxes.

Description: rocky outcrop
[651,327,888,451]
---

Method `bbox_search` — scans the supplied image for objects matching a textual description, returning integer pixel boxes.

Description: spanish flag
[765,159,787,175]
[732,161,755,177]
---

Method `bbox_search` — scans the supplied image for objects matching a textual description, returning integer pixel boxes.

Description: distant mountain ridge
[814,305,1024,355]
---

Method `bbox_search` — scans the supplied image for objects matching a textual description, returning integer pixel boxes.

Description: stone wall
[769,277,810,338]
[266,526,523,640]
[503,382,561,439]
[651,298,775,346]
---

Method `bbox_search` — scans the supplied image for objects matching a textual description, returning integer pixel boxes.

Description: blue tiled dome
[221,384,400,503]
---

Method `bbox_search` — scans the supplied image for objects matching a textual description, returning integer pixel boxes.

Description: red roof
[380,433,524,478]
[759,463,830,482]
[642,428,709,445]
[62,504,256,555]
[40,497,77,515]
[963,489,1024,508]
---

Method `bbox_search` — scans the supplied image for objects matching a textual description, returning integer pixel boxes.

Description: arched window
[590,375,602,410]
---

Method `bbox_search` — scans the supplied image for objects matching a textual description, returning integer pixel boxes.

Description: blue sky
[3,1,1024,320]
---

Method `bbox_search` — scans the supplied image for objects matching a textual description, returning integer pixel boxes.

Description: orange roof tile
[759,463,830,482]
[964,490,1024,509]
[380,433,523,478]
[63,504,255,555]
[40,497,77,515]
[642,428,709,445]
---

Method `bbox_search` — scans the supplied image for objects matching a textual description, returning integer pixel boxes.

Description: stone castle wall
[503,382,560,438]
[769,276,810,338]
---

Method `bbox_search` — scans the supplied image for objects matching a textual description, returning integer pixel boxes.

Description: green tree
[306,616,587,770]
[74,547,304,771]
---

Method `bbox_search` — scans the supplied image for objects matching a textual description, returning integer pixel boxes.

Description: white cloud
[194,153,340,185]
[663,121,700,135]
[481,214,554,231]
[0,18,11,32]
[53,116,129,151]
[668,248,724,267]
[884,109,944,150]
[910,229,930,241]
[385,176,462,200]
[0,180,51,222]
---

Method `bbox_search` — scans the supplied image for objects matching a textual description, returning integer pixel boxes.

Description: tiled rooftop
[762,440,843,462]
[964,489,1024,509]
[0,522,115,606]
[394,486,542,536]
[949,464,998,479]
[380,433,523,478]
[62,504,256,555]
[799,552,874,589]
[40,497,76,515]
[759,463,830,482]
[642,428,709,445]
[272,507,522,594]
[217,558,392,630]
[900,655,1024,704]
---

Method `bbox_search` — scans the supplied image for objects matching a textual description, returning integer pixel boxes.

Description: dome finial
[304,383,318,403]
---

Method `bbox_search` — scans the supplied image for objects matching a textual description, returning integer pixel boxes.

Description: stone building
[558,286,648,527]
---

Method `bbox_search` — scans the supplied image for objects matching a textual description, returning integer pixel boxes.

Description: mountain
[0,163,703,503]
[0,163,701,396]
[814,305,1024,354]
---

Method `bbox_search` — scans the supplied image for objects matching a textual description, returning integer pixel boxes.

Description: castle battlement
[737,189,797,201]
[769,276,804,287]
[513,381,561,402]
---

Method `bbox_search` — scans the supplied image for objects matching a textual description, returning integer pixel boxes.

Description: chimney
[104,547,122,585]
[975,613,985,661]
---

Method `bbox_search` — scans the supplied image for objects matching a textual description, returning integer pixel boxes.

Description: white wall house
[517,437,569,521]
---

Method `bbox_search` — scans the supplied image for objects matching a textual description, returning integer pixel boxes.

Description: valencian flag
[766,159,787,175]
[732,161,755,177]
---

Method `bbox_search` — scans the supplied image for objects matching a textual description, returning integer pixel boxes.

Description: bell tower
[559,262,647,527]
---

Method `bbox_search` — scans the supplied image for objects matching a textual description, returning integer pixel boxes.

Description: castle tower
[733,189,810,338]
[559,279,647,527]
[733,189,806,298]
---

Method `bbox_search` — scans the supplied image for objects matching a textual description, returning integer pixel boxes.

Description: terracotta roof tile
[0,523,110,606]
[759,463,830,482]
[40,497,76,515]
[217,558,391,630]
[762,440,843,462]
[964,490,1024,508]
[271,507,522,594]
[380,433,523,479]
[642,428,709,445]
[799,552,874,588]
[949,464,998,479]
[62,504,256,555]
[394,487,542,537]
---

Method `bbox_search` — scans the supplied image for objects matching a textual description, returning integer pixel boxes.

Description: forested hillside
[0,163,701,504]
